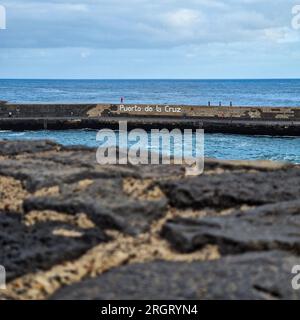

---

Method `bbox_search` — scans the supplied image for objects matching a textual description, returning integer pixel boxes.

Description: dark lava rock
[204,158,293,171]
[0,159,139,192]
[0,159,97,191]
[162,200,300,253]
[0,145,142,192]
[160,170,300,209]
[51,251,300,300]
[0,140,59,156]
[24,179,168,235]
[136,164,186,180]
[1,140,300,300]
[0,212,109,281]
[33,148,141,177]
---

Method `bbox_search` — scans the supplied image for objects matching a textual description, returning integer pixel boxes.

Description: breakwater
[0,102,300,135]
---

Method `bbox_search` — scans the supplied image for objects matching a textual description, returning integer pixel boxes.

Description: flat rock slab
[0,140,59,156]
[0,142,184,192]
[0,158,140,192]
[24,179,168,235]
[0,212,109,281]
[51,251,300,300]
[0,159,96,192]
[160,170,300,209]
[162,200,300,253]
[204,158,293,171]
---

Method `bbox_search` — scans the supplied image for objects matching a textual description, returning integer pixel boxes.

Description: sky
[0,0,300,79]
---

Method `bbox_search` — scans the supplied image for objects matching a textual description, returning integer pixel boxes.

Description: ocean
[0,79,300,163]
[1,79,300,106]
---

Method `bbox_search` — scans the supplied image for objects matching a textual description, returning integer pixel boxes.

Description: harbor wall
[1,103,300,120]
[0,102,300,135]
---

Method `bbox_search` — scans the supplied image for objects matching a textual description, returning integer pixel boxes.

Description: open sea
[0,79,300,163]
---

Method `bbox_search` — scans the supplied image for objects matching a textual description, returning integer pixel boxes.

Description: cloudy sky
[0,0,299,79]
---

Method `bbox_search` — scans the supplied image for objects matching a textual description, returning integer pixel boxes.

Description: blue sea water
[0,129,299,164]
[0,79,300,163]
[1,79,300,106]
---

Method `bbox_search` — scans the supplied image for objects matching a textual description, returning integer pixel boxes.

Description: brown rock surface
[0,212,108,282]
[51,251,300,300]
[0,140,299,300]
[161,200,300,253]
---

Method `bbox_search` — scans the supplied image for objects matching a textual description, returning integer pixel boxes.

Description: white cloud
[80,49,91,58]
[263,27,300,43]
[0,4,6,29]
[0,0,299,49]
[163,9,203,29]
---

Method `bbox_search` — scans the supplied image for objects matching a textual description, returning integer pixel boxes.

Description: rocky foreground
[0,140,300,300]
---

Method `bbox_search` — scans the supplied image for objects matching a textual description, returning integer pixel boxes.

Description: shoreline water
[0,129,299,164]
[1,79,300,163]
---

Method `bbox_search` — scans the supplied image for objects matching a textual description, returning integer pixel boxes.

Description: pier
[0,102,300,135]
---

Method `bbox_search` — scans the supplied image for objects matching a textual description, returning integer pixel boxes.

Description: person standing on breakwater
[120,97,124,104]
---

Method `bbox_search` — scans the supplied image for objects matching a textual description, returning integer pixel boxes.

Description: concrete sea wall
[0,102,300,135]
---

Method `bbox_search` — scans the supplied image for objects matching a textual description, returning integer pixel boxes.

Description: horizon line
[1,78,300,81]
